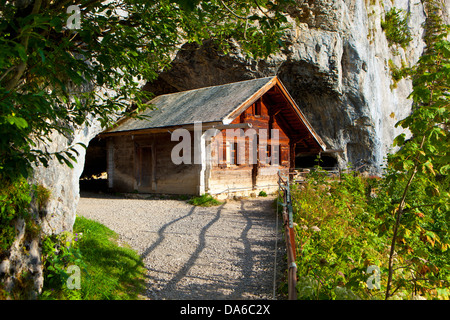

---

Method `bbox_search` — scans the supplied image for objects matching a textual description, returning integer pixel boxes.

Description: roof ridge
[146,76,276,103]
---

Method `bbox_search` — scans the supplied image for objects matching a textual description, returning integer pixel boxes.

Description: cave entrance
[295,153,339,170]
[80,135,108,193]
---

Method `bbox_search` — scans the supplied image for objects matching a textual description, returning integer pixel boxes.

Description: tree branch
[253,0,272,20]
[219,0,250,20]
[5,0,43,92]
[0,66,15,83]
[385,135,427,300]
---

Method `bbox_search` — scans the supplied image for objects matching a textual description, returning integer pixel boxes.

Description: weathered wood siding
[107,133,200,194]
[103,77,325,197]
[207,97,290,195]
[106,97,316,197]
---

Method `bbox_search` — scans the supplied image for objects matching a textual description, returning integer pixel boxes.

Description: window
[271,144,280,166]
[268,117,273,139]
[280,146,289,166]
[230,142,240,165]
[219,141,227,166]
[259,143,271,165]
[254,100,261,116]
[220,141,235,166]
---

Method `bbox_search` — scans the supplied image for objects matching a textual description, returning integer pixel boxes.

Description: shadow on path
[120,198,284,300]
[140,206,197,261]
[158,204,225,296]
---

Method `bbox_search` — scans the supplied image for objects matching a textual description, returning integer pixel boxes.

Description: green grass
[188,193,223,207]
[41,216,147,300]
[74,216,147,299]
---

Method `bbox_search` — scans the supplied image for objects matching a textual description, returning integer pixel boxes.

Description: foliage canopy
[383,0,449,298]
[0,0,294,181]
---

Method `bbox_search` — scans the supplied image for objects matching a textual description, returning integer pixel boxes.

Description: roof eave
[99,121,254,138]
[222,76,278,125]
[273,77,327,151]
[222,76,327,151]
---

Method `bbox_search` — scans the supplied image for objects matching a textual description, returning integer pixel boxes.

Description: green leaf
[402,159,415,171]
[77,142,87,150]
[422,160,436,176]
[55,153,74,169]
[6,115,28,129]
[15,43,27,61]
[440,164,450,175]
[38,48,45,63]
[393,133,406,146]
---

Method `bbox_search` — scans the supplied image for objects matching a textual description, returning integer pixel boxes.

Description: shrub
[40,232,84,300]
[0,177,32,258]
[188,194,223,207]
[381,8,412,48]
[289,170,450,300]
[290,173,387,300]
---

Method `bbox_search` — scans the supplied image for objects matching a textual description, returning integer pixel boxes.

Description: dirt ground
[77,192,286,300]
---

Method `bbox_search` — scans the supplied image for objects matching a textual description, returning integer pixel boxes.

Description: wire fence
[277,170,297,300]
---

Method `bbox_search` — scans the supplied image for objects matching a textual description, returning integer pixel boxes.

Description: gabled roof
[102,76,326,151]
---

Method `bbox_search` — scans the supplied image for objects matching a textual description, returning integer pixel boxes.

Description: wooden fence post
[278,170,297,300]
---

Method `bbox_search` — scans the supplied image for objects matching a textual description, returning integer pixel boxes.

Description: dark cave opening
[295,154,338,170]
[80,136,108,193]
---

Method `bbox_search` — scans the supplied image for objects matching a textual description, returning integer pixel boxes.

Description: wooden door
[137,146,152,188]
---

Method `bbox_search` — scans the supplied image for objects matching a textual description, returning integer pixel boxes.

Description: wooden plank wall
[107,97,295,197]
[208,97,291,195]
[108,133,200,194]
[108,135,135,192]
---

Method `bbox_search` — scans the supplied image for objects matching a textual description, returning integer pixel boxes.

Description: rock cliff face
[0,121,101,298]
[146,0,428,172]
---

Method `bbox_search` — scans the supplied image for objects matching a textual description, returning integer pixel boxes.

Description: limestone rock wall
[0,119,103,298]
[146,0,428,172]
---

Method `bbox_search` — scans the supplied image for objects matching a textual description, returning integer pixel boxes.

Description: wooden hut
[100,76,326,197]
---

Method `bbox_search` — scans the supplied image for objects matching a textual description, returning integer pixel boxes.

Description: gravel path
[77,192,286,300]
